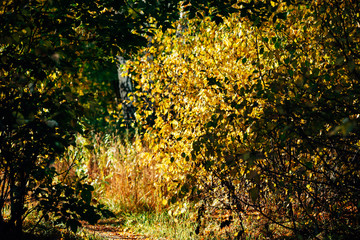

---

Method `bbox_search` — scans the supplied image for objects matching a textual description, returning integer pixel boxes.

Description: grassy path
[83,223,166,240]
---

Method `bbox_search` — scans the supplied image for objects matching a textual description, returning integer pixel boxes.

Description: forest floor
[82,222,167,240]
[83,224,149,240]
[22,221,164,240]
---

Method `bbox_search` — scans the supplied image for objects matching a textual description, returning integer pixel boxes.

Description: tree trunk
[117,56,136,127]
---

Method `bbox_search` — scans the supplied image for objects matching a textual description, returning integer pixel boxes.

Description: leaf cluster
[130,0,360,238]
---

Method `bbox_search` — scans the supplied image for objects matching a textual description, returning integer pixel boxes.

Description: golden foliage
[128,0,360,237]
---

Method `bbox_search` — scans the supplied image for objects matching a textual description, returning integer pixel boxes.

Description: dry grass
[61,132,162,214]
[56,132,200,239]
[54,132,298,239]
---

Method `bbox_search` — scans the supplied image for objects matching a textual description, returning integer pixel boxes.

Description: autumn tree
[0,0,245,237]
[130,0,360,238]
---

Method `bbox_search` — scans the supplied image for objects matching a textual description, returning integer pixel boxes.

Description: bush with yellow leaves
[129,1,360,238]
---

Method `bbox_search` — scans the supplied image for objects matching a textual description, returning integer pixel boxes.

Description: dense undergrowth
[51,132,249,240]
[57,132,200,240]
[50,132,301,240]
[2,1,360,239]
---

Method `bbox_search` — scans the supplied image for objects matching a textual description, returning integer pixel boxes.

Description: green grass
[91,195,199,240]
[21,211,199,240]
[120,210,199,240]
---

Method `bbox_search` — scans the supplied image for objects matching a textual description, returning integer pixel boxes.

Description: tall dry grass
[60,131,162,214]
